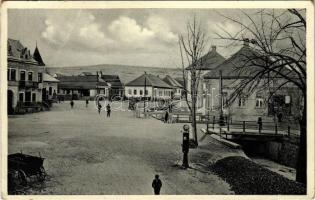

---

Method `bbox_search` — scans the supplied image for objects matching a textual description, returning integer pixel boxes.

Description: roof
[57,75,109,89]
[163,75,183,88]
[33,46,45,66]
[174,77,184,87]
[125,73,173,88]
[101,75,124,88]
[80,72,93,76]
[8,38,41,65]
[43,73,60,82]
[204,45,267,79]
[186,46,226,70]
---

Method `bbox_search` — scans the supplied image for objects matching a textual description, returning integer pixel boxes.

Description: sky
[8,9,276,68]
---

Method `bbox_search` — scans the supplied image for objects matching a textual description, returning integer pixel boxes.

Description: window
[28,72,33,81]
[19,93,24,102]
[8,69,16,81]
[134,90,137,95]
[256,98,264,108]
[38,73,43,82]
[159,90,163,96]
[20,71,26,81]
[140,90,143,95]
[49,87,53,95]
[145,90,148,95]
[128,89,132,95]
[285,95,291,104]
[238,97,246,107]
[32,93,36,102]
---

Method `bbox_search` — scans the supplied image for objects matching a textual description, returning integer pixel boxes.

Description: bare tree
[179,16,207,146]
[215,9,306,184]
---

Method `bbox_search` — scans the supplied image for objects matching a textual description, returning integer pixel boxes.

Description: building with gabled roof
[185,45,226,110]
[100,73,124,99]
[162,75,183,99]
[125,73,174,100]
[7,38,46,114]
[202,39,303,121]
[43,73,59,101]
[186,46,226,71]
[57,74,109,99]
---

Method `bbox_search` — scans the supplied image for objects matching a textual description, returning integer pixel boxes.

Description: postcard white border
[1,1,314,200]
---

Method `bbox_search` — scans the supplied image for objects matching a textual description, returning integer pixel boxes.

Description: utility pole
[144,72,147,117]
[219,70,224,126]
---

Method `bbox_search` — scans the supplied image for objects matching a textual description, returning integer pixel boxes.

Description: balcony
[19,81,39,89]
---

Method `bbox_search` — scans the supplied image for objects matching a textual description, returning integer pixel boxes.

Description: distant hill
[47,64,183,84]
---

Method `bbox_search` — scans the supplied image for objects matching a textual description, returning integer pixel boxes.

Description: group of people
[69,99,112,117]
[97,101,111,117]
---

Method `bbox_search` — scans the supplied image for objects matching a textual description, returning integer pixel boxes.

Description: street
[8,101,234,195]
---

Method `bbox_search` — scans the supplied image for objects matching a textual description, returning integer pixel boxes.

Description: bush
[211,156,306,194]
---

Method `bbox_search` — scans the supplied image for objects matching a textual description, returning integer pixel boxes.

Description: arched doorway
[7,90,14,114]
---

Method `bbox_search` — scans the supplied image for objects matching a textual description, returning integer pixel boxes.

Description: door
[25,91,31,106]
[7,90,14,114]
[42,88,47,101]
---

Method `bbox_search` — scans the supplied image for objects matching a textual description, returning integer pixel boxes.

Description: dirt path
[9,101,235,194]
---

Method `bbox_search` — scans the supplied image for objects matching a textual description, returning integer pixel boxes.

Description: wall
[125,86,172,99]
[8,60,45,105]
[125,86,153,98]
[7,85,19,108]
[43,82,58,100]
[235,137,299,168]
[202,78,301,121]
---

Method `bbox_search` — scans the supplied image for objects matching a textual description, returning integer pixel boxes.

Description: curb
[210,134,241,149]
[200,128,241,149]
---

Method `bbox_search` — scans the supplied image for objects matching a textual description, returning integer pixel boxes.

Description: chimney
[211,45,216,52]
[243,38,250,46]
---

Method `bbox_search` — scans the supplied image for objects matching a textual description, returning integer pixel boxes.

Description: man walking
[106,103,111,117]
[152,174,162,195]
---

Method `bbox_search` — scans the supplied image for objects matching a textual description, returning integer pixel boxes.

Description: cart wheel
[38,166,46,181]
[17,170,27,186]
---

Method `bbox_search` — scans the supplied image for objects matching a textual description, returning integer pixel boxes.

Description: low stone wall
[265,138,299,168]
[233,136,299,168]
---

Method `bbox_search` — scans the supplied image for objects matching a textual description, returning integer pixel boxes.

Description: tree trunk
[192,96,198,146]
[296,96,306,184]
[191,73,198,146]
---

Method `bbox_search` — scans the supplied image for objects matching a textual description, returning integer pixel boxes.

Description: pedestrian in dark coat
[70,100,74,109]
[98,103,102,114]
[106,104,111,117]
[152,174,162,195]
[164,110,169,123]
[277,112,283,122]
[86,99,89,107]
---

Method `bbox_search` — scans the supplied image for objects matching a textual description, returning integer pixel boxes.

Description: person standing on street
[70,100,74,109]
[164,110,169,123]
[98,102,102,114]
[106,103,111,117]
[86,99,89,108]
[152,174,162,195]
